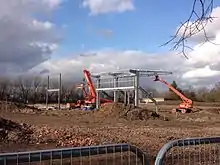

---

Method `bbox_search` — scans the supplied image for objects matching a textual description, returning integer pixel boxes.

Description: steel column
[134,72,139,107]
[127,91,130,105]
[113,77,118,102]
[96,78,101,109]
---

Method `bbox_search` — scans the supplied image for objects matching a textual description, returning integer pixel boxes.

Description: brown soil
[1,101,220,164]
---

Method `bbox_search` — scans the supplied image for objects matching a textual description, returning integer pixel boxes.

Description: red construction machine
[153,75,193,113]
[67,69,113,109]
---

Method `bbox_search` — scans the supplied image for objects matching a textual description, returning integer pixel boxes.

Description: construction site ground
[0,101,220,163]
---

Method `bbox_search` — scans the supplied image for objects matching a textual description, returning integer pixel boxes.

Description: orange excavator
[67,69,113,109]
[153,75,193,113]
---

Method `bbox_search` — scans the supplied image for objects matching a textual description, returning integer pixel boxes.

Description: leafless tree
[60,83,70,103]
[0,77,11,101]
[31,76,42,104]
[162,0,216,58]
[59,82,78,103]
[16,76,33,104]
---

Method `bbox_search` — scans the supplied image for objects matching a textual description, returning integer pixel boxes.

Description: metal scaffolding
[46,73,62,110]
[91,69,172,110]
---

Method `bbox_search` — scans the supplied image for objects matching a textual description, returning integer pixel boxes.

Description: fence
[155,137,220,165]
[0,143,149,165]
[1,137,220,165]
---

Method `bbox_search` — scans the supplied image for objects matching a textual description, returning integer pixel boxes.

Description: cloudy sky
[1,0,220,89]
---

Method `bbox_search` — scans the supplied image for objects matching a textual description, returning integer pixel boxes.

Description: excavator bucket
[154,75,160,81]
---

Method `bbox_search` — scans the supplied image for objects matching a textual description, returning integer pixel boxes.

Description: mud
[0,101,220,160]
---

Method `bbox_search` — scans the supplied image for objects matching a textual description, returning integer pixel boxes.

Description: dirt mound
[96,103,167,121]
[96,103,125,117]
[125,107,162,120]
[0,101,40,114]
[32,126,99,147]
[199,108,220,115]
[0,117,33,143]
[190,107,220,115]
[0,117,98,148]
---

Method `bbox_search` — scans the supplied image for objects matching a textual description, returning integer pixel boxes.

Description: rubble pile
[32,126,98,147]
[97,103,125,118]
[0,101,40,114]
[125,107,162,120]
[0,117,33,143]
[0,117,98,148]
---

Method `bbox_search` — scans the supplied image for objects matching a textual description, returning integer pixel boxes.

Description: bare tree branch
[0,77,11,100]
[162,0,217,59]
[31,76,42,104]
[16,76,33,104]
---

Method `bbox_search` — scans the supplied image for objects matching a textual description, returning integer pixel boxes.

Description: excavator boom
[154,75,193,113]
[83,70,97,99]
[83,69,113,104]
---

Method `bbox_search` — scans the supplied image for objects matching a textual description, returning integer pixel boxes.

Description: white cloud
[32,20,54,30]
[182,65,220,79]
[31,49,184,83]
[0,0,63,76]
[42,0,63,9]
[82,0,134,15]
[32,5,220,88]
[7,4,220,89]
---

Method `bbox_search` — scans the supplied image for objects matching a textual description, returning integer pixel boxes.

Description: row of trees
[0,76,220,104]
[0,76,82,104]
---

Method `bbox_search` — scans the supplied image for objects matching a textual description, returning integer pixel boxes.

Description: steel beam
[96,86,134,91]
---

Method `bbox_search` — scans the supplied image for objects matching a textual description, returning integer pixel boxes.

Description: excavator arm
[154,75,192,105]
[83,70,97,99]
[153,75,193,113]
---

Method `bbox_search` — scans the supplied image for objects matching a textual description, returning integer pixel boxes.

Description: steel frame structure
[91,69,172,109]
[45,73,62,110]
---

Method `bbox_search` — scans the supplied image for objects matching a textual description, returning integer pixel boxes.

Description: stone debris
[0,117,33,143]
[0,118,98,147]
[1,101,220,158]
[32,126,97,147]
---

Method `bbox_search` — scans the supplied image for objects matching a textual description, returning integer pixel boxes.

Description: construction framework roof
[91,68,172,78]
